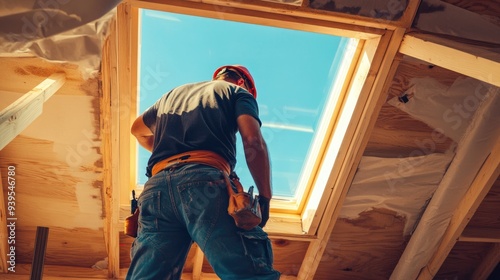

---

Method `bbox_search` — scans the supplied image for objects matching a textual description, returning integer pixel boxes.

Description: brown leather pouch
[225,174,262,230]
[124,209,139,238]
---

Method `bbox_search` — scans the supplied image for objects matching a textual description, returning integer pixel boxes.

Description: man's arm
[236,114,272,199]
[131,114,154,152]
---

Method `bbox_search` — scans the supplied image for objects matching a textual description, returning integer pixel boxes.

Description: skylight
[136,9,350,200]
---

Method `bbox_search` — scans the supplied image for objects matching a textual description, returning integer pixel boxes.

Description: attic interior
[0,0,499,279]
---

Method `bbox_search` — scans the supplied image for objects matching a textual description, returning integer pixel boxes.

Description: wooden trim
[130,0,384,39]
[0,73,65,150]
[0,171,7,273]
[471,243,500,280]
[297,27,406,279]
[295,38,363,221]
[459,227,500,243]
[300,38,367,234]
[399,33,500,88]
[418,139,500,280]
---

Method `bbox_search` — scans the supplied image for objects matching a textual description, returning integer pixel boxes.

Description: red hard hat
[213,65,257,98]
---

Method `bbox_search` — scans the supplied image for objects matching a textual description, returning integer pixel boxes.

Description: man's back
[141,80,259,177]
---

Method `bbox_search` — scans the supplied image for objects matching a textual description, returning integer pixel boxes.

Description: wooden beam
[459,227,500,243]
[0,171,7,273]
[130,0,384,39]
[399,33,500,88]
[0,73,65,150]
[297,27,406,279]
[192,246,204,280]
[418,138,500,279]
[101,8,121,279]
[471,243,500,280]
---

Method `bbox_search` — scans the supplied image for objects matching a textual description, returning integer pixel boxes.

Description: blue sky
[137,9,346,198]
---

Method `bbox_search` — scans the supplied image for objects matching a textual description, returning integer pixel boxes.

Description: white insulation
[341,153,453,236]
[0,0,119,78]
[389,78,500,279]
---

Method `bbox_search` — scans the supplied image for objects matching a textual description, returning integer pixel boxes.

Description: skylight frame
[120,0,392,237]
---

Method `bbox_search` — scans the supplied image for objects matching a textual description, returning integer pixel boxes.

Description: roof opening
[136,9,352,201]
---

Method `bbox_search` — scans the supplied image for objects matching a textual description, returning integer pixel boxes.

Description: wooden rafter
[102,8,120,279]
[459,227,500,243]
[297,27,406,279]
[417,138,500,279]
[472,243,500,280]
[0,73,65,150]
[192,246,204,280]
[399,33,500,87]
[102,2,140,278]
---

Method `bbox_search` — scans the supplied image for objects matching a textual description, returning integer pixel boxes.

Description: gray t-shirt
[142,80,261,177]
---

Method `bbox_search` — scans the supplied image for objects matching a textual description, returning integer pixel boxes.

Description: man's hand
[258,196,271,228]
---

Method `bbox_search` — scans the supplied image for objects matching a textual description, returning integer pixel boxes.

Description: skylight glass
[136,9,349,199]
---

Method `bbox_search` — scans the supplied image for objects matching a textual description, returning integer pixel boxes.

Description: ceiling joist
[418,138,500,280]
[0,73,65,151]
[399,33,500,88]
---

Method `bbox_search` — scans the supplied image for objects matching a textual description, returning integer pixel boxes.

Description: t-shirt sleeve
[234,87,262,126]
[142,102,159,131]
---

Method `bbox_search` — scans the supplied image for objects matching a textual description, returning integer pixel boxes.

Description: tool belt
[124,150,262,237]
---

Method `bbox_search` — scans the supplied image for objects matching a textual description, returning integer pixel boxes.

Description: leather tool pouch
[225,173,262,230]
[124,208,139,238]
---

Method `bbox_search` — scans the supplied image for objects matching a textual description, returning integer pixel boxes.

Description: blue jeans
[126,164,280,280]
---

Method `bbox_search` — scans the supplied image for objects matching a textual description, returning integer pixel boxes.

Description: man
[126,65,280,280]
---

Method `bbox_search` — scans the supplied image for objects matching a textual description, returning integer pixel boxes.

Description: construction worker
[126,65,280,279]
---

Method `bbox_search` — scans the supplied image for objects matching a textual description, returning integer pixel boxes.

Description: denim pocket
[177,179,225,224]
[238,229,274,274]
[138,191,160,232]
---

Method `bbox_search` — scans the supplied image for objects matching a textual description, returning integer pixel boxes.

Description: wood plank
[399,33,500,87]
[315,209,407,279]
[471,243,500,280]
[297,27,406,279]
[101,9,121,279]
[0,73,66,150]
[192,246,204,280]
[418,138,500,279]
[129,0,385,39]
[459,227,500,243]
